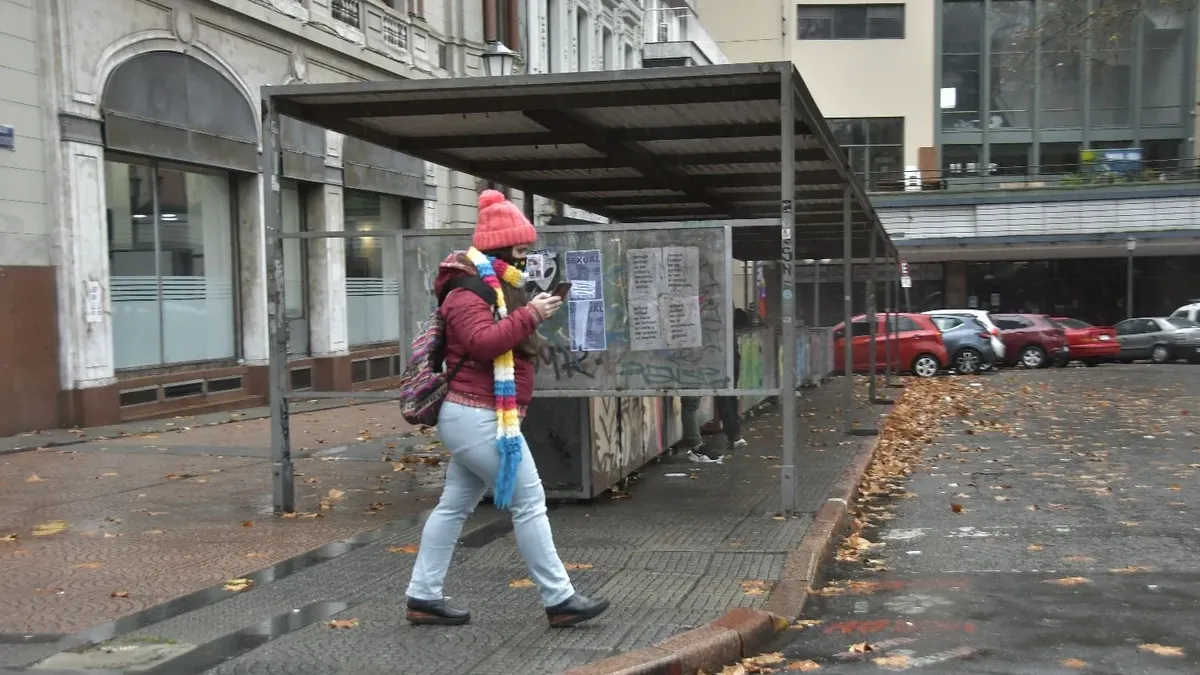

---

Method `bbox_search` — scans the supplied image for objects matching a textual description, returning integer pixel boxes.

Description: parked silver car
[1113,317,1200,364]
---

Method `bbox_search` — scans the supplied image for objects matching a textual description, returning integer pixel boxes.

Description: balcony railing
[643,6,728,65]
[861,157,1200,195]
[382,11,408,49]
[331,0,362,27]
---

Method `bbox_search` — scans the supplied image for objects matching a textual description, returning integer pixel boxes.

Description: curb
[561,414,890,675]
[561,608,790,675]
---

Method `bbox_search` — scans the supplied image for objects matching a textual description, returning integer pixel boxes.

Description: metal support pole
[867,231,878,403]
[813,260,821,328]
[889,262,904,389]
[883,253,894,387]
[842,186,854,435]
[1126,238,1136,319]
[262,98,294,514]
[524,189,536,223]
[779,71,798,514]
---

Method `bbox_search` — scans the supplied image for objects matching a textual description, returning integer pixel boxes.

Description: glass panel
[345,190,405,347]
[828,119,865,145]
[107,160,161,370]
[797,17,832,39]
[847,146,867,178]
[158,167,236,364]
[866,118,903,145]
[867,145,903,189]
[943,0,983,52]
[282,183,305,320]
[990,53,1034,130]
[942,53,982,130]
[1040,142,1079,174]
[990,143,1030,176]
[867,5,904,39]
[942,144,982,175]
[1142,15,1185,127]
[1040,53,1083,127]
[832,6,867,39]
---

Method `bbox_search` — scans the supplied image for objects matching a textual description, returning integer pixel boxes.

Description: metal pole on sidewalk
[842,186,854,435]
[889,258,904,389]
[261,96,295,514]
[779,69,798,514]
[1125,237,1136,319]
[813,259,821,328]
[867,230,878,403]
[883,247,894,388]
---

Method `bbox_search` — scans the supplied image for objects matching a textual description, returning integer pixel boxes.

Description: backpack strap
[437,275,497,308]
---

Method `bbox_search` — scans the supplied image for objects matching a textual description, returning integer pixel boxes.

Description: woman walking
[405,190,609,628]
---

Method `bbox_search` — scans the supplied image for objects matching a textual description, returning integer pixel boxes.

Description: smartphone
[552,282,573,299]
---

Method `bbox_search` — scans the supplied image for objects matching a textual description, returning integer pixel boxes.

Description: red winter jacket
[434,253,541,409]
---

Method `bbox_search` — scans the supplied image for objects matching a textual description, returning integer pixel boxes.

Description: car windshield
[1167,317,1200,329]
[1055,318,1091,329]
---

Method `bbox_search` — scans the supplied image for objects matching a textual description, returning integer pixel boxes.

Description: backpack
[398,276,496,426]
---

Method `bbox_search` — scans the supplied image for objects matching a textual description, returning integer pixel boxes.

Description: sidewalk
[0,400,431,636]
[0,397,416,455]
[1,379,893,675]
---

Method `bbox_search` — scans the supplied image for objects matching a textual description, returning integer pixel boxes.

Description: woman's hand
[529,292,563,320]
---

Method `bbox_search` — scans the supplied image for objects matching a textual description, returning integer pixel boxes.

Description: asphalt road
[770,363,1200,674]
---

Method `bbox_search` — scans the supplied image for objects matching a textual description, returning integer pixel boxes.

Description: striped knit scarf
[464,247,528,510]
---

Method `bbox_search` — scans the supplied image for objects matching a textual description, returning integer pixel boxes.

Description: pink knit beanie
[473,189,537,250]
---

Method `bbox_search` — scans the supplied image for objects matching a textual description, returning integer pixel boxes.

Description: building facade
[0,0,501,436]
[697,0,1200,324]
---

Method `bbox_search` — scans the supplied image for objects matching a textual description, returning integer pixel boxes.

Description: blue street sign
[0,125,13,151]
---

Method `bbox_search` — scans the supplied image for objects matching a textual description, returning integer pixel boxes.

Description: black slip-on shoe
[406,597,470,626]
[546,593,610,627]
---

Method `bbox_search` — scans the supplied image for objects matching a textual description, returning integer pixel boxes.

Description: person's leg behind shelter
[718,395,746,450]
[405,402,490,625]
[671,396,703,453]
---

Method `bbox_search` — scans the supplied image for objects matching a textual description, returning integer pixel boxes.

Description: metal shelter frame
[259,62,899,515]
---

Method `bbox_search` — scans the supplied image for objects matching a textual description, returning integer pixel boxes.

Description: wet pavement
[0,382,884,675]
[765,363,1200,673]
[0,408,439,635]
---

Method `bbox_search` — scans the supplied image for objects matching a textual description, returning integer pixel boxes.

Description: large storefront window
[281,183,308,355]
[345,190,408,346]
[106,159,236,370]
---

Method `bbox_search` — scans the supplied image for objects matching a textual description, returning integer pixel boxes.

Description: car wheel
[954,348,983,375]
[1151,344,1171,364]
[1052,357,1070,368]
[911,354,940,378]
[1083,359,1100,368]
[1020,345,1046,369]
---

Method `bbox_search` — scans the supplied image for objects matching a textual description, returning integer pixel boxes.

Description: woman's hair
[478,248,542,359]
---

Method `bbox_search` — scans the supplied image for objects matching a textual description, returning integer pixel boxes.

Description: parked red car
[832,313,949,378]
[991,314,1070,369]
[1050,317,1121,367]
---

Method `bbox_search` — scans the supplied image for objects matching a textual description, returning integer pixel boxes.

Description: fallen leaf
[246,552,268,559]
[25,474,44,483]
[328,618,360,629]
[1169,484,1182,491]
[1139,643,1184,656]
[772,516,786,521]
[110,590,129,598]
[849,641,874,653]
[1028,543,1045,551]
[165,473,179,480]
[873,654,912,668]
[508,578,535,588]
[280,512,298,519]
[387,544,419,554]
[1063,555,1095,564]
[391,462,408,472]
[1119,520,1140,527]
[950,503,964,513]
[1062,658,1088,669]
[1,534,17,542]
[223,578,254,592]
[32,520,69,537]
[786,660,821,672]
[72,562,103,570]
[740,580,769,596]
[791,619,824,629]
[564,562,594,571]
[1046,577,1091,586]
[241,521,254,528]
[328,489,345,501]
[743,652,785,667]
[1110,565,1152,574]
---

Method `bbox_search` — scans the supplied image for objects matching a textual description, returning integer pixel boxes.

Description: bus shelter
[260,62,899,515]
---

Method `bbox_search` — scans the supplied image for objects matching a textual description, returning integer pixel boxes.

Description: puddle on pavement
[28,601,349,675]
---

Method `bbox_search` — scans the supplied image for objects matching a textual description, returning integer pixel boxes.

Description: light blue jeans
[406,401,575,607]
